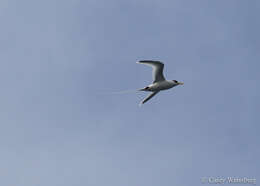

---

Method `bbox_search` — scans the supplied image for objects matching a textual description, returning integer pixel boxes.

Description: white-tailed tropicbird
[137,60,184,105]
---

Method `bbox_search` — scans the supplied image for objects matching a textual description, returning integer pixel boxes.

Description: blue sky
[0,0,259,185]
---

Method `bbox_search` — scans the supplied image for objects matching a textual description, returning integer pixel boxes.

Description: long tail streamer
[98,89,140,95]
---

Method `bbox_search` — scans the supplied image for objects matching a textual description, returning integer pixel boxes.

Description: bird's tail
[138,86,150,91]
[99,89,139,94]
[98,87,149,95]
[106,87,150,94]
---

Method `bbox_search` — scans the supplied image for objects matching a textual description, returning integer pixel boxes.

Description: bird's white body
[146,80,177,91]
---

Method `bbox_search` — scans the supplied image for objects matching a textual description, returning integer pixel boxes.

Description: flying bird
[137,60,184,105]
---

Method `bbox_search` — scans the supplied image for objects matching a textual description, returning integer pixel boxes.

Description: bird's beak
[178,82,184,85]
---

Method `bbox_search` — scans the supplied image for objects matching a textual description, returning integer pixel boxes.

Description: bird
[137,60,184,105]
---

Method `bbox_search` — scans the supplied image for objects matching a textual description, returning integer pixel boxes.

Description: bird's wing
[139,91,159,106]
[137,60,165,83]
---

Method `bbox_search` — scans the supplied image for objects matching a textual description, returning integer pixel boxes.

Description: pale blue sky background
[0,0,259,185]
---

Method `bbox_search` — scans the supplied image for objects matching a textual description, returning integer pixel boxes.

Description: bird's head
[172,80,184,85]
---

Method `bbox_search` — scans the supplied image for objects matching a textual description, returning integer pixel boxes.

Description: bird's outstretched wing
[137,60,165,83]
[139,91,159,106]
